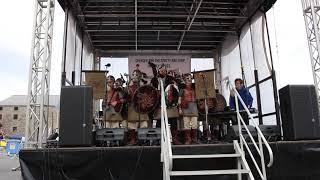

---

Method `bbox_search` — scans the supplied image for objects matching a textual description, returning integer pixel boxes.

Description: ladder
[160,79,274,180]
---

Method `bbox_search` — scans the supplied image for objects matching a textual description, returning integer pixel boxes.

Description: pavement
[0,148,22,180]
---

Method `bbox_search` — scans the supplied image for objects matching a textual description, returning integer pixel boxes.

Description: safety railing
[159,79,173,180]
[228,83,274,180]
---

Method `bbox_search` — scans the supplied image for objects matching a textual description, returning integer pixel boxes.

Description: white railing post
[160,79,172,180]
[259,133,267,180]
[234,89,243,180]
[234,93,244,151]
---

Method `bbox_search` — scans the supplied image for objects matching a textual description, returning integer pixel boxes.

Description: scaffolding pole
[302,0,320,103]
[25,0,55,148]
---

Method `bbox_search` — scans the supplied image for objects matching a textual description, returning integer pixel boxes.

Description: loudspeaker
[279,85,320,140]
[95,128,125,147]
[137,128,161,145]
[59,86,93,147]
[96,128,125,142]
[226,125,257,142]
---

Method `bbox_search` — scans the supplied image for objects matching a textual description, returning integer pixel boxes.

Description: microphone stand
[201,74,211,142]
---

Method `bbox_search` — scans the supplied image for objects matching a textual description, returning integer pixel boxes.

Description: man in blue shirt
[229,78,253,124]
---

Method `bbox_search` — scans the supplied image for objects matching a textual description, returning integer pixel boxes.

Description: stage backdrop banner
[128,55,191,80]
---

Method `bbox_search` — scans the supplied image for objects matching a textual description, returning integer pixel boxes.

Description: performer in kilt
[178,73,198,144]
[114,77,128,128]
[103,75,125,128]
[126,69,150,145]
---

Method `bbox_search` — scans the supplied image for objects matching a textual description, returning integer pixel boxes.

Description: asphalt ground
[0,149,22,180]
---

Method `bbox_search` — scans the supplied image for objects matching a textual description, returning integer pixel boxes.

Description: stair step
[170,169,250,176]
[172,153,241,159]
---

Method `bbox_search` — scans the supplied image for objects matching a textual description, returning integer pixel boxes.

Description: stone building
[0,95,60,136]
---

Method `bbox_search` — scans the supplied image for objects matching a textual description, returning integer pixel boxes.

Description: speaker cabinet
[279,85,320,140]
[59,86,93,147]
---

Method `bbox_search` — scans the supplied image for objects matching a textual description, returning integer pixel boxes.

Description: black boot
[191,129,198,144]
[184,130,192,145]
[128,129,137,146]
[171,130,182,145]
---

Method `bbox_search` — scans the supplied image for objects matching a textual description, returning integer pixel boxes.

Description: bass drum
[132,85,159,114]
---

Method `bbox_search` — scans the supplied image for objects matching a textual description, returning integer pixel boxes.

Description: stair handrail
[228,81,274,180]
[159,79,173,180]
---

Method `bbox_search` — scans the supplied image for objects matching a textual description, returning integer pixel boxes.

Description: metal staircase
[160,79,274,180]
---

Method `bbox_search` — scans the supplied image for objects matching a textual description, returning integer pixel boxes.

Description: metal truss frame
[25,0,55,148]
[302,0,320,102]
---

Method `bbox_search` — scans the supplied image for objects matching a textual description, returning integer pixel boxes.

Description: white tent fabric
[64,10,76,83]
[221,35,242,105]
[221,12,277,125]
[240,24,255,86]
[82,35,94,71]
[64,11,94,85]
[250,12,272,81]
[74,26,82,85]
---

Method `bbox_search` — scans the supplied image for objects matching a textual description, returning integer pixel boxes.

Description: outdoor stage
[19,140,320,180]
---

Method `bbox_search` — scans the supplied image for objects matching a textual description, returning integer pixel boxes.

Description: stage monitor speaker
[279,85,320,140]
[96,128,125,142]
[137,128,161,145]
[226,125,257,142]
[59,86,93,147]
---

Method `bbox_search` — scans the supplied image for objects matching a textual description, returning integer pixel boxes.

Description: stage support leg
[302,0,320,105]
[25,0,56,148]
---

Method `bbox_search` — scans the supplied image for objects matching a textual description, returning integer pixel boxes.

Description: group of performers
[101,62,253,146]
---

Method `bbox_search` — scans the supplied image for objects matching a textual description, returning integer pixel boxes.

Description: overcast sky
[0,0,315,101]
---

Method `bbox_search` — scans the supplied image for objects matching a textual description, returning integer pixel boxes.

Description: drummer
[151,64,182,145]
[114,78,128,128]
[126,69,149,145]
[103,75,125,128]
[178,73,198,144]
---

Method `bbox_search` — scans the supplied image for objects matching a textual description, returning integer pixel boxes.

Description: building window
[0,107,2,110]
[14,106,18,111]
[13,114,18,119]
[0,114,2,120]
[12,127,17,132]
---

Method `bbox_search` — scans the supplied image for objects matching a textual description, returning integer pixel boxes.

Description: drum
[215,93,227,112]
[197,98,216,114]
[197,93,227,113]
[132,85,159,114]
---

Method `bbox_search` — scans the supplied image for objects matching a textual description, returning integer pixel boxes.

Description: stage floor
[19,140,320,180]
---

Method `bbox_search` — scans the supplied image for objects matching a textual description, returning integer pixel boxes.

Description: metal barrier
[228,82,274,180]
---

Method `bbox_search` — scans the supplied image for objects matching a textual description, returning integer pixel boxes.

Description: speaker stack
[59,86,93,147]
[279,85,320,140]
